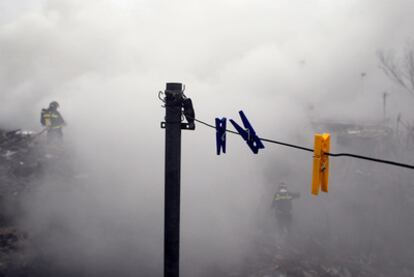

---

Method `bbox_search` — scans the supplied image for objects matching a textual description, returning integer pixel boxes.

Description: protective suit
[272,183,300,235]
[41,101,65,143]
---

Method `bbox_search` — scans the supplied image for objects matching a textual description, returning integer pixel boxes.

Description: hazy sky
[1,1,414,276]
[0,0,413,129]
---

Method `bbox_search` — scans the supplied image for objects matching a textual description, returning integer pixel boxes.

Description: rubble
[0,128,44,275]
[236,235,414,277]
[0,127,81,276]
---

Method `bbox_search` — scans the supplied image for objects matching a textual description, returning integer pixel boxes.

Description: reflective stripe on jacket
[274,194,293,201]
[41,109,65,129]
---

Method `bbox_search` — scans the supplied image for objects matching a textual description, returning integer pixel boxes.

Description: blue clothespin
[229,111,265,154]
[215,118,227,155]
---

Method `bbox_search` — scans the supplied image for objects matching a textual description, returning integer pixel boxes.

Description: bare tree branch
[377,48,414,95]
[406,49,414,91]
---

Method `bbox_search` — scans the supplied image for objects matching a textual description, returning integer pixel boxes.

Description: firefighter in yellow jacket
[41,101,66,142]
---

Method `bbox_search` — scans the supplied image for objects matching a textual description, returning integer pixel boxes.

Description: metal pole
[164,82,183,277]
[383,92,388,122]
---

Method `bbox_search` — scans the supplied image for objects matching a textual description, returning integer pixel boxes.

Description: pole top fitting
[166,82,182,91]
[165,83,183,98]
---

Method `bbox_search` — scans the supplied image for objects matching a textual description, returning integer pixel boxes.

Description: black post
[164,82,183,277]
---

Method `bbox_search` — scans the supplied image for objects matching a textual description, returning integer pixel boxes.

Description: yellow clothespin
[311,133,330,195]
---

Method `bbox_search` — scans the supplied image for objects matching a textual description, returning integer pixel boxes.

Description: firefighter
[272,182,300,236]
[41,101,66,142]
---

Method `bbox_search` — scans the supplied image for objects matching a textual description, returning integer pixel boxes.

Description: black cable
[325,152,414,170]
[194,118,414,170]
[260,137,314,152]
